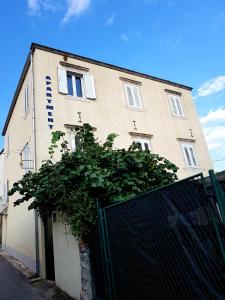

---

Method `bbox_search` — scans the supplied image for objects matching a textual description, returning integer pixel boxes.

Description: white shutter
[126,85,134,106]
[181,143,198,167]
[169,95,177,115]
[57,68,68,94]
[70,132,76,151]
[133,86,141,108]
[84,74,96,99]
[175,96,183,116]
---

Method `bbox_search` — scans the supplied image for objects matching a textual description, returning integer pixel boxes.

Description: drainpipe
[30,49,40,275]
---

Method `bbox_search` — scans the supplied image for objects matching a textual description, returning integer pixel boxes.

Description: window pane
[22,144,30,172]
[67,74,73,96]
[127,86,134,106]
[144,142,149,151]
[135,142,142,150]
[190,147,197,166]
[184,147,192,166]
[175,97,183,116]
[75,76,83,97]
[170,96,178,115]
[133,87,141,107]
[75,135,81,148]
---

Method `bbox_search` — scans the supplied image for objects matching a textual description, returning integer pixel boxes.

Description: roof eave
[31,43,193,91]
[2,43,193,136]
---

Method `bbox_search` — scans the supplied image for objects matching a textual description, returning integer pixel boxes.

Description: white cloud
[27,0,59,16]
[202,126,225,152]
[200,107,225,125]
[28,0,40,15]
[120,33,128,42]
[201,108,225,162]
[197,76,225,97]
[207,142,221,150]
[106,12,116,26]
[204,126,225,142]
[62,0,91,24]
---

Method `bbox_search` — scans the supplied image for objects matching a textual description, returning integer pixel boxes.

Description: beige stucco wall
[2,64,38,271]
[33,48,212,179]
[0,152,4,199]
[52,221,81,299]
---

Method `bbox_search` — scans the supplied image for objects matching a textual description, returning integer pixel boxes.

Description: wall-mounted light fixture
[133,120,137,130]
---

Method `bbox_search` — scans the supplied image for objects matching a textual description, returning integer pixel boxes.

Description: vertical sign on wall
[45,76,54,129]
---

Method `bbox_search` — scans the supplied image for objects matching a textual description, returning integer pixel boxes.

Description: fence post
[97,201,115,300]
[96,199,108,298]
[201,174,225,262]
[103,209,116,300]
[209,169,225,224]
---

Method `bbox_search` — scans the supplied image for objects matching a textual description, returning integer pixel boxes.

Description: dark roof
[2,42,193,136]
[0,149,4,155]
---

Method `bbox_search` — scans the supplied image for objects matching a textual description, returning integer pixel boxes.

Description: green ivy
[9,124,178,242]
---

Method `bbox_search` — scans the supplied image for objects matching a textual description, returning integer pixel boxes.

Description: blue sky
[0,0,225,171]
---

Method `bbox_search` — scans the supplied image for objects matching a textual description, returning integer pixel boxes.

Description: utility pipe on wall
[30,49,40,275]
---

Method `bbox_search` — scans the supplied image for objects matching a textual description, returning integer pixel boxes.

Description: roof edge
[2,54,31,136]
[2,43,193,136]
[31,43,193,91]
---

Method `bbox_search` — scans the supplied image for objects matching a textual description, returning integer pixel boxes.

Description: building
[1,43,212,298]
[0,149,6,249]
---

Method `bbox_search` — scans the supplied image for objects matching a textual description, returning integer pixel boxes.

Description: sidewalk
[0,253,72,300]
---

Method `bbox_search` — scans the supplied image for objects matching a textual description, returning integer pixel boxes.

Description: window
[70,132,81,151]
[181,143,198,168]
[133,138,151,151]
[169,94,184,116]
[22,144,30,173]
[67,72,83,97]
[125,84,142,108]
[24,85,29,114]
[58,68,96,99]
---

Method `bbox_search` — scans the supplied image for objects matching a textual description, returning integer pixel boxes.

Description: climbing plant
[8,123,178,242]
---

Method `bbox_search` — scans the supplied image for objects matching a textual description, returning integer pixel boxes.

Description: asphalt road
[0,255,46,300]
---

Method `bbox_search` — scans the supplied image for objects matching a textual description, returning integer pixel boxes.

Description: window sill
[65,95,91,103]
[183,166,200,170]
[171,114,187,120]
[125,106,146,112]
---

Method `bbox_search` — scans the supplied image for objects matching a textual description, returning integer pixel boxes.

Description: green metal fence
[93,170,225,300]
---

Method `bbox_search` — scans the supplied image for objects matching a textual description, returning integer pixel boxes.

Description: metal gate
[94,171,225,300]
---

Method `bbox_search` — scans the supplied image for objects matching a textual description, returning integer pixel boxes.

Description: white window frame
[70,131,81,152]
[58,67,96,100]
[24,84,29,114]
[181,142,198,168]
[169,94,184,117]
[22,143,30,173]
[67,72,85,98]
[133,137,151,151]
[125,84,142,108]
